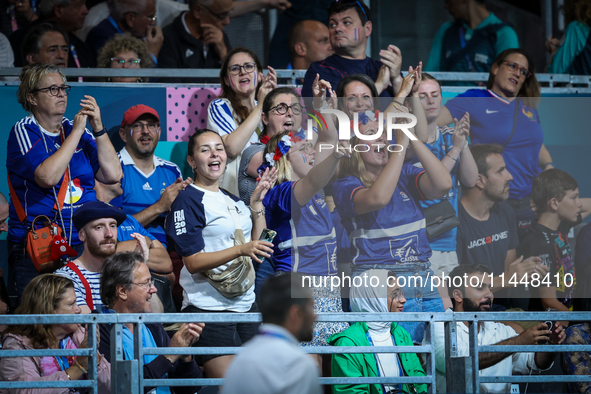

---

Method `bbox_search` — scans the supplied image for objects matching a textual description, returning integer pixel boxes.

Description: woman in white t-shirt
[207,47,277,195]
[166,129,275,378]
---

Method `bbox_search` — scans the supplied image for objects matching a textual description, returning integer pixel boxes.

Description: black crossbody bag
[424,101,519,239]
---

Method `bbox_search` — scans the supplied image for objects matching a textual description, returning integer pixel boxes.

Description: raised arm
[212,68,277,158]
[83,96,121,184]
[311,74,338,166]
[293,151,344,206]
[34,112,87,188]
[229,0,291,18]
[442,113,478,188]
[352,129,409,215]
[250,168,277,240]
[132,177,192,227]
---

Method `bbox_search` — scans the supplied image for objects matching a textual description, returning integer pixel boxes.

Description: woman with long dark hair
[207,46,276,195]
[438,48,552,238]
[166,129,276,378]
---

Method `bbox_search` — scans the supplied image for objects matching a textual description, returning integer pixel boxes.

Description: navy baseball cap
[73,201,127,232]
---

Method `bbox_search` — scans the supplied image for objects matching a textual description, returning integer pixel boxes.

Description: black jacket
[99,322,202,394]
[9,19,95,68]
[158,12,231,83]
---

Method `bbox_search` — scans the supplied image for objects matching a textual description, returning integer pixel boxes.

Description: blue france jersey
[7,116,100,244]
[263,182,338,276]
[333,164,432,266]
[410,127,460,251]
[117,214,155,242]
[445,89,543,199]
[112,147,181,247]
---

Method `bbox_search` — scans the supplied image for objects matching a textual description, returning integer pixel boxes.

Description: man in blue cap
[55,200,128,313]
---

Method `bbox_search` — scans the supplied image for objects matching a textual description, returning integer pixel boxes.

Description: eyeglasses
[133,279,155,289]
[289,142,314,155]
[388,289,405,300]
[227,62,256,75]
[502,61,531,79]
[269,102,302,115]
[129,121,159,133]
[31,85,71,96]
[111,57,141,67]
[201,3,230,21]
[125,11,157,22]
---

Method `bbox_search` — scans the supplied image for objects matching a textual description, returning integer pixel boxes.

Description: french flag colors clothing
[410,126,460,251]
[117,214,156,242]
[166,184,255,312]
[444,89,544,199]
[332,163,431,266]
[6,116,99,244]
[113,147,181,247]
[263,181,338,276]
[207,98,262,196]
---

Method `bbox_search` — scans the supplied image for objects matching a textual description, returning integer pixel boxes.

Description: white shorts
[429,250,459,277]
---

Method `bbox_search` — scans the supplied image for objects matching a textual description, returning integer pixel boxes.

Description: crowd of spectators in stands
[2,0,591,393]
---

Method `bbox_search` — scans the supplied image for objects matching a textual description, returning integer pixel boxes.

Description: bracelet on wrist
[314,100,328,111]
[65,369,73,380]
[249,205,265,218]
[92,127,107,138]
[446,154,458,162]
[74,360,88,374]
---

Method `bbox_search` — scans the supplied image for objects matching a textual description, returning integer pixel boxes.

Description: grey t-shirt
[456,200,519,275]
[238,142,265,206]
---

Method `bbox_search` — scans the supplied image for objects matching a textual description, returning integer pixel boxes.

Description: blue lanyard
[260,330,292,343]
[365,331,403,392]
[108,16,124,34]
[54,338,70,371]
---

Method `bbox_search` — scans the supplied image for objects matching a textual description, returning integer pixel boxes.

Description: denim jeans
[254,257,276,300]
[352,263,444,344]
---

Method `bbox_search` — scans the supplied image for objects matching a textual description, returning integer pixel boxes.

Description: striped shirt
[207,98,261,196]
[55,264,104,312]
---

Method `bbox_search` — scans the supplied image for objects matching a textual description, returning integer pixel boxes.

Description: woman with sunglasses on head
[438,48,551,239]
[329,270,427,394]
[207,46,277,196]
[6,64,121,300]
[97,34,154,83]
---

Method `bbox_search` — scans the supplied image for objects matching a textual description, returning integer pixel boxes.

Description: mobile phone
[259,228,276,243]
[256,229,276,261]
[539,320,554,345]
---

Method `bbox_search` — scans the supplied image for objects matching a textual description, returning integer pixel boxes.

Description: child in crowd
[518,169,591,319]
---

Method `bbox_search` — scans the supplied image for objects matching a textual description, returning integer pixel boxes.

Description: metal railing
[0,311,588,393]
[2,68,591,93]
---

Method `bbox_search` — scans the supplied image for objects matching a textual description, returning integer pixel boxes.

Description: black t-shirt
[456,200,519,275]
[518,219,578,311]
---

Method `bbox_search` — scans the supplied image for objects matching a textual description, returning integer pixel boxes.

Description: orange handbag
[25,215,65,273]
[8,164,73,273]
